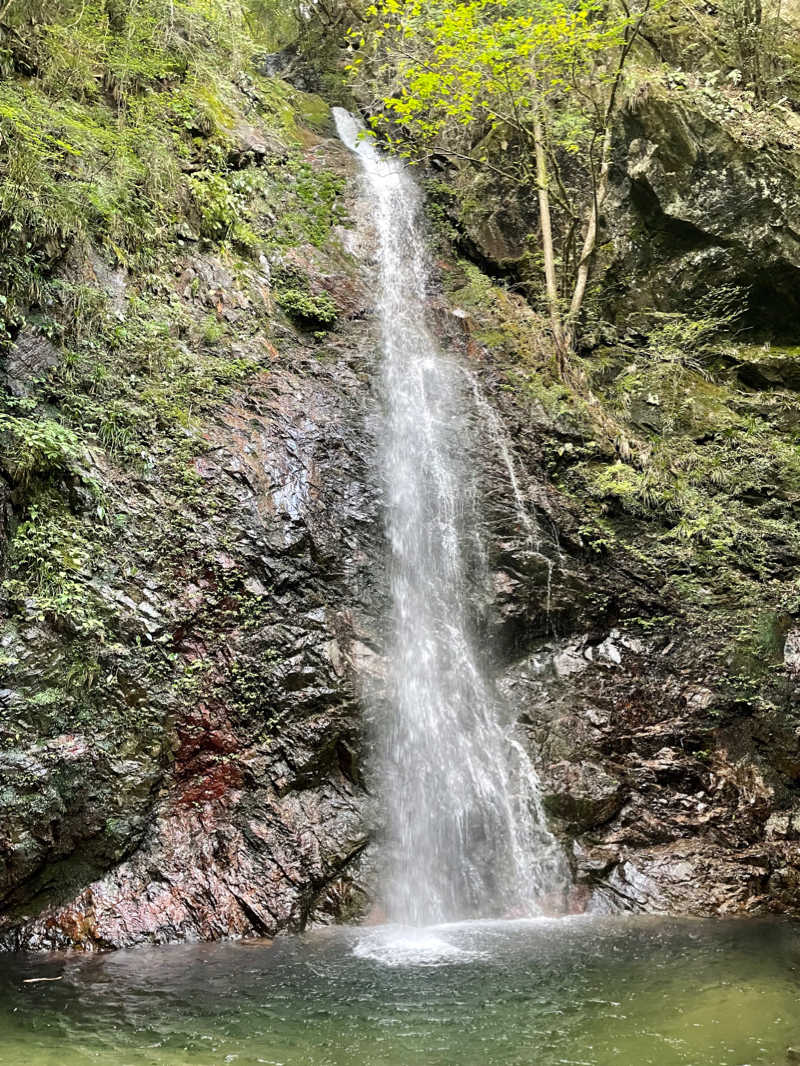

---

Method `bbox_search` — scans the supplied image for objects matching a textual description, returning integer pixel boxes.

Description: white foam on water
[350,914,608,969]
[352,927,481,968]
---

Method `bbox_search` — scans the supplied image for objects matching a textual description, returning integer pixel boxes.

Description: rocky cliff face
[609,88,800,335]
[0,107,385,948]
[439,79,800,918]
[2,46,800,949]
[421,273,800,920]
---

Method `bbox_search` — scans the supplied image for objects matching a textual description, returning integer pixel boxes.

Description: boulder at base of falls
[542,761,627,832]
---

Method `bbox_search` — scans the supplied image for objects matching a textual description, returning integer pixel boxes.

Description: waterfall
[334,109,567,926]
[464,368,561,620]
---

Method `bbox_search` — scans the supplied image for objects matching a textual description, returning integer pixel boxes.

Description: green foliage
[275,286,338,328]
[3,499,108,637]
[348,0,654,354]
[190,169,239,240]
[263,160,347,249]
[246,0,364,99]
[0,0,254,328]
[245,0,302,49]
[716,0,800,101]
[0,0,355,753]
[187,159,345,253]
[353,0,625,152]
[201,313,226,345]
[0,411,85,487]
[454,251,800,675]
[571,325,800,669]
[645,287,742,366]
[48,289,261,462]
[610,290,745,434]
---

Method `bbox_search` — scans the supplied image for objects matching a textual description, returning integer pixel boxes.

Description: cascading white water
[334,108,567,926]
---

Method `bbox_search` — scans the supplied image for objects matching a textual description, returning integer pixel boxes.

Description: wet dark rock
[734,353,800,392]
[498,621,800,916]
[437,83,800,917]
[3,85,800,949]
[606,97,800,331]
[453,91,800,335]
[254,49,334,106]
[0,734,163,915]
[228,119,288,167]
[257,47,309,89]
[3,764,367,950]
[3,329,60,397]
[0,131,383,951]
[543,761,626,831]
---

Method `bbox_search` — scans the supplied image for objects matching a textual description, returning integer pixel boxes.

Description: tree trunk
[532,110,567,365]
[567,124,613,345]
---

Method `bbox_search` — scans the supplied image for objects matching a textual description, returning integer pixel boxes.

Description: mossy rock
[296,91,334,136]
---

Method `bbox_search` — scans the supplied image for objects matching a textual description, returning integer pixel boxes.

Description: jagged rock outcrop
[607,92,800,332]
[503,627,800,915]
[446,338,800,918]
[427,73,800,919]
[1,350,380,948]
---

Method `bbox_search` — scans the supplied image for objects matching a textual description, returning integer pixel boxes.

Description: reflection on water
[0,917,798,1066]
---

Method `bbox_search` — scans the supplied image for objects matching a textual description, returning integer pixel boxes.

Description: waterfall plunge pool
[2,916,799,1066]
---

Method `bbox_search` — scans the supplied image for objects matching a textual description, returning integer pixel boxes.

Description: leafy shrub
[3,501,107,637]
[189,168,237,240]
[0,0,253,324]
[0,412,85,487]
[275,287,337,328]
[201,313,226,346]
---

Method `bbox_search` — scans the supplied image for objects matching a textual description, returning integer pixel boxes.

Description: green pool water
[0,916,798,1066]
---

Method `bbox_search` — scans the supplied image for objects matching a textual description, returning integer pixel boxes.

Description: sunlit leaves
[355,0,630,157]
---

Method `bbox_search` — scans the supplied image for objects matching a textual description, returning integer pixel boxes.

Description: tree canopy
[350,0,651,362]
